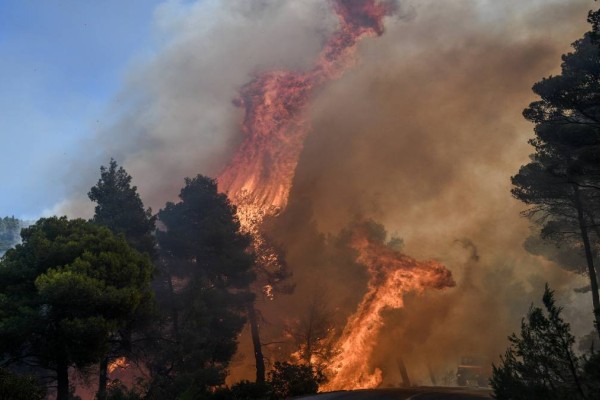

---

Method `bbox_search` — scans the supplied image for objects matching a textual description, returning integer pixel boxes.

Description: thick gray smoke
[60,0,596,386]
[59,0,338,216]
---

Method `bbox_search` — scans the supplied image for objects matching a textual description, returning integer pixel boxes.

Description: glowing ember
[107,357,129,374]
[321,224,455,391]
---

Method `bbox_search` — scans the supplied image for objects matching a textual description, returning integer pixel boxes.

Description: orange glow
[217,0,394,218]
[214,1,455,390]
[107,357,129,374]
[321,224,455,390]
[217,1,396,296]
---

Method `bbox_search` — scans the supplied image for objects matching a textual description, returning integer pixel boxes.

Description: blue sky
[0,0,166,219]
[0,0,590,222]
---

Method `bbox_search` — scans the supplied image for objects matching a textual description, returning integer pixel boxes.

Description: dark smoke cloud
[58,0,596,385]
[251,0,595,384]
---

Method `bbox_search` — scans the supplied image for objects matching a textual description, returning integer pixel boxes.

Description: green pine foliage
[491,285,599,399]
[144,175,256,398]
[89,159,156,257]
[157,175,255,290]
[0,217,154,400]
[0,368,45,400]
[88,159,159,400]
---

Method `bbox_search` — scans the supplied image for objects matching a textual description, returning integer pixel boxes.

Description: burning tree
[321,221,455,390]
[209,0,458,389]
[218,0,398,213]
[215,0,400,384]
[285,288,337,369]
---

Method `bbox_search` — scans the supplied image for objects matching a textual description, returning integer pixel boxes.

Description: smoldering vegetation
[59,0,595,386]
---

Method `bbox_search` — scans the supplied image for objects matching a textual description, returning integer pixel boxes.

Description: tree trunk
[426,361,437,386]
[565,344,587,400]
[165,264,180,342]
[396,357,411,387]
[573,185,600,338]
[305,313,313,365]
[97,357,109,400]
[56,358,69,400]
[305,334,313,365]
[246,300,265,383]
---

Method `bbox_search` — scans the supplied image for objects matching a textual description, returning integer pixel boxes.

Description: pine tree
[147,175,255,398]
[491,286,586,400]
[0,217,153,400]
[88,159,156,257]
[512,8,600,336]
[88,159,157,400]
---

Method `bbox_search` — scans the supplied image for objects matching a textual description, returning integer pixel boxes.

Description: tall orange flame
[217,0,398,299]
[322,224,455,390]
[218,0,396,218]
[215,0,455,390]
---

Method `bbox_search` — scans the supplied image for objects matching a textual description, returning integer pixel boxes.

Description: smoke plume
[61,0,596,387]
[263,0,595,385]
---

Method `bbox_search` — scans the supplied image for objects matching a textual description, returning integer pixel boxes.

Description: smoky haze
[270,0,595,385]
[60,0,595,387]
[60,0,338,216]
[269,0,595,385]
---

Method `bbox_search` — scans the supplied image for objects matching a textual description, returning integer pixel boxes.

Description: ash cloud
[60,0,597,385]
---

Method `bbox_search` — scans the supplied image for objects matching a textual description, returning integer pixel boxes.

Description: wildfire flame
[214,0,455,390]
[107,357,129,374]
[217,0,396,218]
[321,224,455,390]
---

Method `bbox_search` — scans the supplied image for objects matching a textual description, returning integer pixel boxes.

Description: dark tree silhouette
[0,217,153,400]
[148,175,255,398]
[512,8,600,336]
[491,285,595,400]
[89,159,156,258]
[0,368,45,400]
[88,159,157,400]
[286,289,335,368]
[268,361,325,399]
